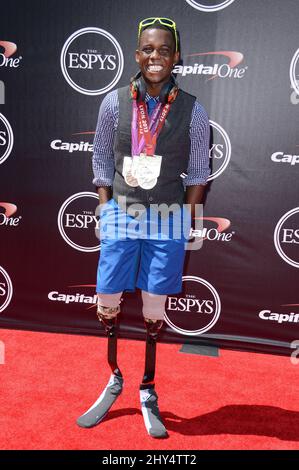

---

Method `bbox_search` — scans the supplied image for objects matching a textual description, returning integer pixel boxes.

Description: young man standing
[77,17,210,438]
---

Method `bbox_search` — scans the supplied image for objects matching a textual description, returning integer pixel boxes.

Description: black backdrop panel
[1,0,298,355]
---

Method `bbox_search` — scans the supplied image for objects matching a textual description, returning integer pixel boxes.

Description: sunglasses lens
[161,19,174,26]
[141,18,155,26]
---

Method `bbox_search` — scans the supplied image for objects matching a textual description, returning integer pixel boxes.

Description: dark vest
[112,86,196,209]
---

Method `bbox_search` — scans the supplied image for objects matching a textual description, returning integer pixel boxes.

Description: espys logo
[271,148,299,166]
[274,208,299,268]
[290,48,299,96]
[208,120,231,180]
[165,276,221,335]
[174,51,247,80]
[0,41,22,68]
[185,0,236,12]
[259,304,299,325]
[0,113,14,165]
[191,217,234,241]
[0,266,13,313]
[50,131,94,154]
[60,27,124,95]
[57,191,100,252]
[0,202,21,227]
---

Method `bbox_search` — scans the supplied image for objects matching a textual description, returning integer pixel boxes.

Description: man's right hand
[95,186,112,241]
[97,186,112,205]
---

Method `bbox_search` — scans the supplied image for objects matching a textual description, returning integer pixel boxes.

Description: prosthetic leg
[140,314,168,438]
[77,300,123,428]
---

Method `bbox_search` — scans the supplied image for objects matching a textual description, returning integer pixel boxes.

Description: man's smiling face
[135,28,179,93]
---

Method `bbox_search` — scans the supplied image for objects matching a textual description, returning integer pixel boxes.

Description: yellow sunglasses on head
[138,17,178,52]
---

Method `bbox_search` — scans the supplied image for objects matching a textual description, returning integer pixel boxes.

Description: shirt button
[148,196,153,202]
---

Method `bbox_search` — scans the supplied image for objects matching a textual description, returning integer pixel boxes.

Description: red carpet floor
[0,328,299,450]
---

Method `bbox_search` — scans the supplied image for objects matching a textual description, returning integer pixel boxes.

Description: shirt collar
[145,93,159,103]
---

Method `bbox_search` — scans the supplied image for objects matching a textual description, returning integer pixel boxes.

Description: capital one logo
[0,113,14,165]
[57,192,100,252]
[259,304,299,325]
[48,284,98,308]
[165,276,221,335]
[0,41,22,68]
[271,148,299,166]
[290,48,299,96]
[185,0,236,12]
[60,27,124,95]
[208,120,231,180]
[191,217,234,241]
[174,51,247,80]
[274,207,299,268]
[0,202,21,227]
[50,131,94,154]
[0,266,13,313]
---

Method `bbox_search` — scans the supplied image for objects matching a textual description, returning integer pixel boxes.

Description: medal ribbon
[131,100,171,156]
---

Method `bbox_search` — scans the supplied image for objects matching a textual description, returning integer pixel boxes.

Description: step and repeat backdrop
[0,0,298,355]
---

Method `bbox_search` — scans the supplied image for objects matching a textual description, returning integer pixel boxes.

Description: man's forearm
[97,186,112,205]
[185,184,206,228]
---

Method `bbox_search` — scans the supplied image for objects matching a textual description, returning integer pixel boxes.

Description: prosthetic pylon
[76,305,123,428]
[97,305,122,378]
[140,318,167,438]
[141,318,163,387]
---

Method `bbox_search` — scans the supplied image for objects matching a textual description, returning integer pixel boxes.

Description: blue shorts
[96,198,190,295]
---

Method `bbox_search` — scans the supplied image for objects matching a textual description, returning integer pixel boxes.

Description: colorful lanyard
[131,100,171,156]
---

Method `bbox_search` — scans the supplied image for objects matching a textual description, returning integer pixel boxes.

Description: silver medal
[136,154,162,189]
[138,177,158,190]
[122,156,139,187]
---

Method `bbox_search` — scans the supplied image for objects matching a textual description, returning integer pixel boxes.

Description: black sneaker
[77,374,123,428]
[140,387,168,438]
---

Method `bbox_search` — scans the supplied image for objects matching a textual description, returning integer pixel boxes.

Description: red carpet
[0,328,299,450]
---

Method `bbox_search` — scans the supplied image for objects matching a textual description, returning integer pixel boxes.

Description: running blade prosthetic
[77,374,123,428]
[140,387,168,438]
